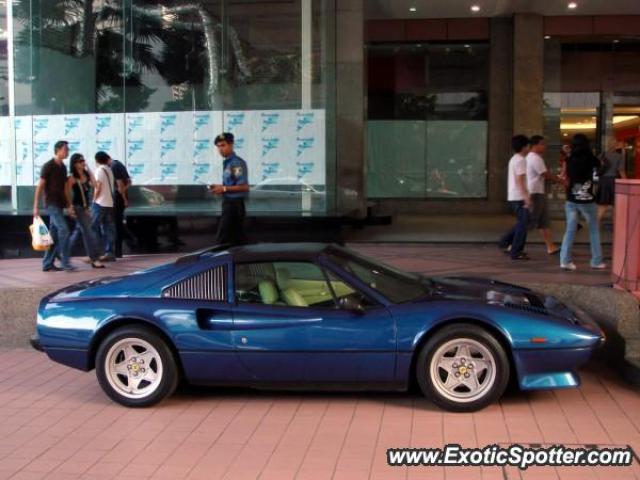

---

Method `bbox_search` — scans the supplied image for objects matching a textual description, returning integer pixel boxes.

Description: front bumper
[30,334,44,352]
[514,346,596,390]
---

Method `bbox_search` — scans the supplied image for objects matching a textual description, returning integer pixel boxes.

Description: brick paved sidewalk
[0,242,611,292]
[0,350,638,480]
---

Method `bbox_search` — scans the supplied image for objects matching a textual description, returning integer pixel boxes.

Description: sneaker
[62,264,78,272]
[42,265,63,272]
[561,262,577,271]
[511,252,530,260]
[591,263,607,270]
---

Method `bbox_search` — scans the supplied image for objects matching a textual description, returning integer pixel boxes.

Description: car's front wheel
[416,324,510,412]
[95,326,179,407]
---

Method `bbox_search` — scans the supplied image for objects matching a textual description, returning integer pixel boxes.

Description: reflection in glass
[367,42,489,199]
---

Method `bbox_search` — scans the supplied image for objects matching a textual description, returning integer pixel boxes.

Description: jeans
[499,201,529,258]
[91,203,115,258]
[560,202,603,267]
[72,205,102,260]
[43,206,71,269]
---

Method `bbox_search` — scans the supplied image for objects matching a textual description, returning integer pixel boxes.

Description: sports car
[31,243,605,412]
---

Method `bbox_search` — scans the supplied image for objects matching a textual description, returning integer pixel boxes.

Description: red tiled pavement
[0,350,638,480]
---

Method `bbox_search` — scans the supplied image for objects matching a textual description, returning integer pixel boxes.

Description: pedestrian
[559,134,605,271]
[92,151,117,262]
[499,135,531,260]
[66,154,105,269]
[69,163,95,256]
[109,156,133,258]
[32,140,77,272]
[209,132,249,245]
[596,137,627,224]
[526,135,561,255]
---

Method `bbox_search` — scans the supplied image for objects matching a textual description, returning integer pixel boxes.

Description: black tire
[415,323,510,412]
[95,325,179,407]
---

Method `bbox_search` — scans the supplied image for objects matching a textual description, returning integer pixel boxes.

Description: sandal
[91,260,105,269]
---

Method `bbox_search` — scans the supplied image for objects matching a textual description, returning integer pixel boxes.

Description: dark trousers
[114,195,136,257]
[499,201,529,258]
[216,198,246,245]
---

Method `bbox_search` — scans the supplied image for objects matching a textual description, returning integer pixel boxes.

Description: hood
[428,276,548,314]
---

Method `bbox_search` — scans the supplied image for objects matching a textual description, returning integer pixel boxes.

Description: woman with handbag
[66,153,105,269]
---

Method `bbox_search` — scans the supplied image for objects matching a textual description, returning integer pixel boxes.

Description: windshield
[327,246,429,303]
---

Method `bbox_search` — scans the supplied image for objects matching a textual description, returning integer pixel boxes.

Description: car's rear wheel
[95,326,178,407]
[416,324,510,412]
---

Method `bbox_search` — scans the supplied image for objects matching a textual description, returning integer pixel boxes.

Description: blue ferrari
[31,243,604,412]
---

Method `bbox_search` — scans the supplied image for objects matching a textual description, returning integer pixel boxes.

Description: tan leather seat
[281,287,308,307]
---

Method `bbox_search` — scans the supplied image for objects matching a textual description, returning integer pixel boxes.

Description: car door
[160,260,245,384]
[231,261,396,384]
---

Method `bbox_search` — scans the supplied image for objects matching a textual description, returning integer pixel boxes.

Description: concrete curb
[0,288,51,349]
[523,282,640,386]
[2,283,639,386]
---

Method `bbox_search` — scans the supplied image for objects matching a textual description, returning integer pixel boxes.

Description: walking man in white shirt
[526,135,561,255]
[91,151,116,262]
[499,135,531,260]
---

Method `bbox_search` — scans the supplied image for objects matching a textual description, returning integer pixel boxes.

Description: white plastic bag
[29,216,54,251]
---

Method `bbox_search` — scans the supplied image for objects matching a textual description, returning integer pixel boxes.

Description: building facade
[1,1,639,220]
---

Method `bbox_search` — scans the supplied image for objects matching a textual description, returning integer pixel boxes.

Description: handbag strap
[76,177,88,209]
[99,166,115,202]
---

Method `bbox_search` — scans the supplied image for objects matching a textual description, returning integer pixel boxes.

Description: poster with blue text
[0,117,10,186]
[95,114,125,166]
[15,117,33,186]
[191,111,224,186]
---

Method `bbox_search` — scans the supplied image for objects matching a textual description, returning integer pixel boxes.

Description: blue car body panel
[35,243,604,393]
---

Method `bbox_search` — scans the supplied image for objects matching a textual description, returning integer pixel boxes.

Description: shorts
[529,193,551,229]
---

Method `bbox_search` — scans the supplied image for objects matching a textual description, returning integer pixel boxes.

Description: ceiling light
[470,5,481,12]
[567,2,577,9]
[409,6,417,12]
[464,44,470,48]
[613,39,620,43]
[544,35,551,40]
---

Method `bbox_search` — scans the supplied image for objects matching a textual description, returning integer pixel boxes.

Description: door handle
[196,309,233,330]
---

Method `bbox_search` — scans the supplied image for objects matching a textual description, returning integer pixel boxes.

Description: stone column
[487,17,514,205]
[335,0,366,217]
[512,13,544,137]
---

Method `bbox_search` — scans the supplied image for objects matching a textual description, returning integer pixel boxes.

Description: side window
[325,270,379,309]
[235,262,336,308]
[162,266,227,301]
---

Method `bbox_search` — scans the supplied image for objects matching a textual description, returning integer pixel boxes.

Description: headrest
[258,280,279,305]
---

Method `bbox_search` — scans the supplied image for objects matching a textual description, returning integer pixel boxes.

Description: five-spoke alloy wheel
[416,324,510,412]
[96,326,179,407]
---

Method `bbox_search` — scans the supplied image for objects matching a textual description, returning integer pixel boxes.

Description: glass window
[235,261,337,308]
[366,42,488,199]
[0,1,9,209]
[8,0,335,216]
[0,2,7,117]
[324,268,378,310]
[327,248,428,304]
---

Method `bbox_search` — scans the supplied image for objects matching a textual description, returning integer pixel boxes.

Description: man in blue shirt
[210,132,249,245]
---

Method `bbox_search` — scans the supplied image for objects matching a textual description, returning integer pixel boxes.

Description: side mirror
[339,296,365,315]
